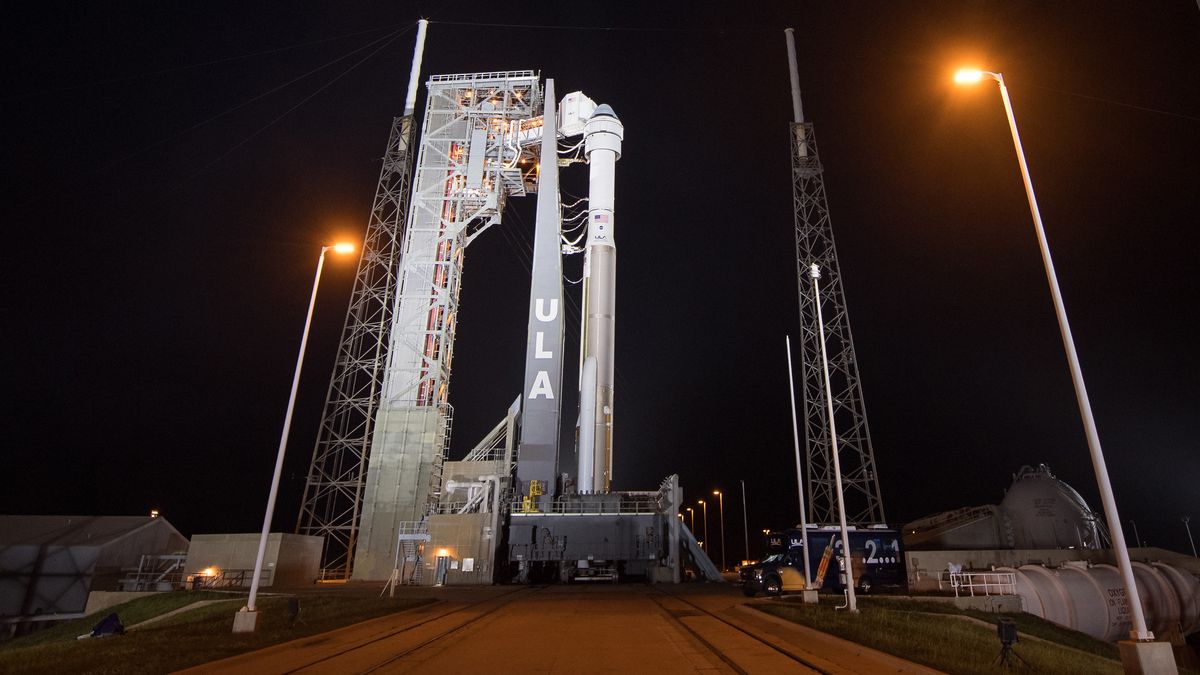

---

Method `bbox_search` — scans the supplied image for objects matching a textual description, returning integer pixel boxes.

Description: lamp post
[955,68,1151,642]
[785,336,813,586]
[810,264,856,612]
[1185,516,1196,557]
[686,507,695,533]
[713,490,726,571]
[234,242,354,633]
[1129,520,1143,548]
[698,499,709,553]
[740,479,750,563]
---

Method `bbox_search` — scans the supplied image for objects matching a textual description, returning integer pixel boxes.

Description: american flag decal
[593,214,610,223]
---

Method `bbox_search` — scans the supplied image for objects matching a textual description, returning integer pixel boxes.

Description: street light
[1185,516,1196,557]
[810,264,856,612]
[740,480,750,563]
[698,499,709,553]
[1129,520,1143,548]
[686,506,695,533]
[713,490,726,571]
[955,68,1151,642]
[234,242,355,633]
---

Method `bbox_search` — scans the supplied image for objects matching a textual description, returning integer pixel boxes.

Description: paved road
[182,585,939,674]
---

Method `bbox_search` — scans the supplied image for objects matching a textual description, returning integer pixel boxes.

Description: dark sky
[4,2,1198,559]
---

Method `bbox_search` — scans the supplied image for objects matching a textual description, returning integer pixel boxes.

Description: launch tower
[297,23,720,585]
[785,29,886,525]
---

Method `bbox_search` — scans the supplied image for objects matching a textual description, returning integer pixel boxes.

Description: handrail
[938,570,1017,597]
[429,71,536,83]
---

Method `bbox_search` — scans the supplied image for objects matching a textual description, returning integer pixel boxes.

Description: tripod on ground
[995,619,1030,670]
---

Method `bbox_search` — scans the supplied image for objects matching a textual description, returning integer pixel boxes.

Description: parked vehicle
[739,525,904,597]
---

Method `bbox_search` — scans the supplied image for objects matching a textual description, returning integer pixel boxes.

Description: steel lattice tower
[786,33,885,526]
[295,114,417,579]
[791,121,886,526]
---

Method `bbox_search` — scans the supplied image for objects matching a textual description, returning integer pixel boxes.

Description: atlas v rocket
[578,102,623,493]
[515,82,624,505]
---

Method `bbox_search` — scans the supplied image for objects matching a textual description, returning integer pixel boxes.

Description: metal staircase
[679,524,723,582]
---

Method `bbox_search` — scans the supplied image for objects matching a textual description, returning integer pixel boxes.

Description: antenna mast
[785,28,886,525]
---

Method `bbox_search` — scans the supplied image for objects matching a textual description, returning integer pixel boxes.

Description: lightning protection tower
[785,29,886,525]
[295,22,428,580]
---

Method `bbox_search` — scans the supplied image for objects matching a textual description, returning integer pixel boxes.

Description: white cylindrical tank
[1131,561,1180,637]
[1153,562,1200,634]
[1002,562,1198,642]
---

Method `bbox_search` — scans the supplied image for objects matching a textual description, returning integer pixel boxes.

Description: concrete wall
[184,533,322,587]
[425,513,495,585]
[354,407,445,581]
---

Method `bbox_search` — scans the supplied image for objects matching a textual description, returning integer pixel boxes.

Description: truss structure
[295,115,417,580]
[382,71,540,408]
[790,122,886,525]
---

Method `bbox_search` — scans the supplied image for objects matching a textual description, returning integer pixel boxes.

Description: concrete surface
[1117,640,1179,675]
[83,591,157,616]
[183,584,940,674]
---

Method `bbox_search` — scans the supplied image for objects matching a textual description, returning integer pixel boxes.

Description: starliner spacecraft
[306,22,716,586]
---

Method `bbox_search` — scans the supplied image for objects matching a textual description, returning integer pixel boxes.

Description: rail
[509,496,661,516]
[193,568,273,589]
[938,570,1017,597]
[429,70,536,83]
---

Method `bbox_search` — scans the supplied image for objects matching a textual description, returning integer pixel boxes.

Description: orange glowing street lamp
[712,490,726,572]
[697,499,709,553]
[238,241,356,633]
[953,67,1153,644]
[952,68,988,85]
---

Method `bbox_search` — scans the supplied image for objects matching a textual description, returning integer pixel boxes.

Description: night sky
[4,3,1198,561]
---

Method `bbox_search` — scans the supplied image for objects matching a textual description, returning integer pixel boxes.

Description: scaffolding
[295,114,416,580]
[351,72,543,581]
[790,120,886,525]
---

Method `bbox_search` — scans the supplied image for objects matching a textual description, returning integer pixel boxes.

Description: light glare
[954,68,985,85]
[332,242,355,254]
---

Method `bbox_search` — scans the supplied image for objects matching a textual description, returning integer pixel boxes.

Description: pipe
[784,28,805,124]
[403,19,429,117]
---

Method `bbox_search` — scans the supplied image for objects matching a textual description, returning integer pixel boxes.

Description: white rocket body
[578,104,623,493]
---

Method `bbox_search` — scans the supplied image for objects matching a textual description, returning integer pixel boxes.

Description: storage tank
[1001,561,1199,641]
[998,464,1104,550]
[1153,562,1200,634]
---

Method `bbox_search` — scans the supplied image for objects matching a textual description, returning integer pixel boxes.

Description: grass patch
[0,592,434,674]
[6,591,238,648]
[860,598,1119,659]
[758,597,1123,675]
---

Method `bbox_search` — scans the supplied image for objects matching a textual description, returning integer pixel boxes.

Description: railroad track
[282,585,542,674]
[648,586,832,674]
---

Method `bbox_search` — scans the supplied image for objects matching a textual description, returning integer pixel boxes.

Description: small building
[184,533,322,588]
[0,515,188,621]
